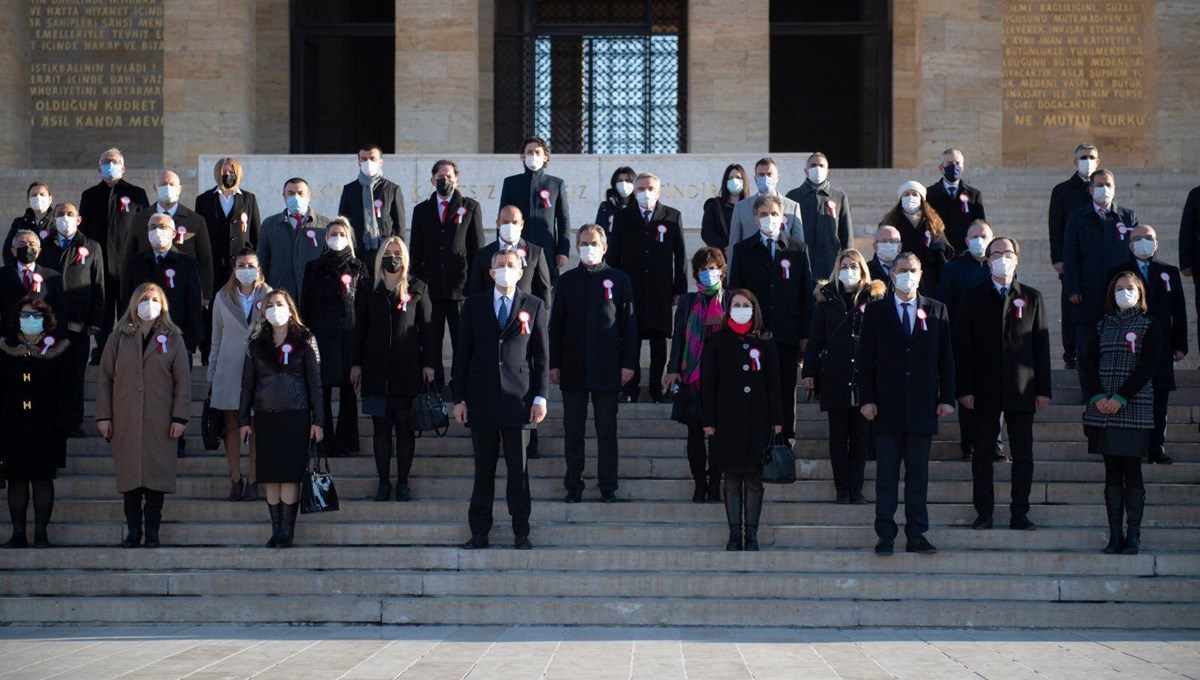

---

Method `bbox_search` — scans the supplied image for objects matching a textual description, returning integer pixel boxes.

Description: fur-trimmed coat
[802,278,888,411]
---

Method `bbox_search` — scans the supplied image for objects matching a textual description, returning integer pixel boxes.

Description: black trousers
[971,409,1034,518]
[959,408,1003,455]
[827,407,868,494]
[1059,272,1076,360]
[686,422,715,482]
[625,333,667,401]
[776,342,799,440]
[373,403,415,484]
[68,330,89,423]
[95,273,121,354]
[429,298,462,386]
[1150,388,1170,457]
[562,389,620,493]
[1074,323,1098,396]
[468,427,531,537]
[322,384,360,454]
[874,432,932,542]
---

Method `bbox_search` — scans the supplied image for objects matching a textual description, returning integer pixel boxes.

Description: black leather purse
[761,432,797,484]
[201,389,222,451]
[411,382,450,436]
[300,441,339,514]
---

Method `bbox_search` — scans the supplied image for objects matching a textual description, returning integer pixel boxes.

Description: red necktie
[441,200,450,224]
[291,214,303,232]
[22,270,31,292]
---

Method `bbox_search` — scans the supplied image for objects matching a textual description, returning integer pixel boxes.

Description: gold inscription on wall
[28,0,164,167]
[1001,0,1155,166]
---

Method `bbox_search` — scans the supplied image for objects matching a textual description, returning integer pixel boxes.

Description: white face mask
[614,181,633,198]
[838,267,861,287]
[901,195,923,214]
[55,216,77,238]
[29,195,52,213]
[235,268,259,285]
[498,222,521,244]
[990,256,1017,280]
[1093,185,1114,205]
[148,228,174,250]
[359,159,381,177]
[493,266,520,288]
[729,307,753,324]
[579,245,603,266]
[967,236,992,258]
[265,305,291,327]
[137,299,162,321]
[156,184,181,205]
[876,242,900,262]
[758,215,782,238]
[635,190,656,210]
[894,271,921,294]
[1077,158,1098,178]
[807,166,828,184]
[1132,239,1157,259]
[1114,288,1139,310]
[326,235,349,252]
[524,155,544,172]
[726,178,743,195]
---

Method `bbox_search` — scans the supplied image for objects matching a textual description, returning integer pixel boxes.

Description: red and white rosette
[781,215,790,228]
[826,199,837,216]
[340,273,352,293]
[156,334,169,354]
[915,307,928,331]
[1161,271,1171,292]
[924,230,932,247]
[517,310,531,335]
[240,212,248,233]
[456,206,467,224]
[76,246,90,264]
[306,229,318,248]
[602,278,614,300]
[31,272,43,293]
[38,229,48,241]
[1125,331,1138,354]
[119,196,131,213]
[1013,297,1025,319]
[39,336,55,356]
[397,293,411,311]
[280,342,294,365]
[656,224,667,243]
[516,248,527,267]
[164,268,176,289]
[373,199,383,218]
[749,347,761,371]
[958,193,970,213]
[1116,222,1129,240]
[176,226,188,245]
[538,189,551,209]
[858,303,867,314]
[780,259,792,280]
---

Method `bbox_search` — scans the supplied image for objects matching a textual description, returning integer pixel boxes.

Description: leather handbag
[300,441,340,514]
[411,382,450,436]
[761,432,797,484]
[201,389,222,451]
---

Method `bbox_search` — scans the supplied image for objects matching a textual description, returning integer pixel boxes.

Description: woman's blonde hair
[828,248,873,289]
[373,236,409,300]
[326,216,357,258]
[120,282,182,336]
[221,247,265,303]
[212,156,242,187]
[251,289,307,339]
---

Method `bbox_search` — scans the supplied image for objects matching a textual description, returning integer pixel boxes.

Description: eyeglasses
[17,311,44,320]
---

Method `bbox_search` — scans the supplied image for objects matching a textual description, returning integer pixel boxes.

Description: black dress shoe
[33,529,50,548]
[121,529,142,548]
[373,481,392,502]
[514,536,533,550]
[563,489,583,503]
[835,490,851,505]
[4,532,28,549]
[1149,452,1174,465]
[692,481,707,504]
[1065,358,1078,370]
[1009,515,1037,531]
[906,537,937,554]
[395,484,411,502]
[971,515,993,530]
[143,529,160,548]
[600,490,621,503]
[461,535,489,549]
[874,539,894,556]
[851,491,867,505]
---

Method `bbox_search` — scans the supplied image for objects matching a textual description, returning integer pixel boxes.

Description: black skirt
[255,409,312,483]
[1085,425,1150,459]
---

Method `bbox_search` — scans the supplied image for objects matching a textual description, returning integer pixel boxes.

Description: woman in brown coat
[96,283,192,548]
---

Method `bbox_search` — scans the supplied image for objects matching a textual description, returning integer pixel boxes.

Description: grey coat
[726,192,803,264]
[207,283,271,410]
[257,208,332,302]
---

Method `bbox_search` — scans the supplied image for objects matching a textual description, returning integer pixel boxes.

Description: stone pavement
[1,626,1198,679]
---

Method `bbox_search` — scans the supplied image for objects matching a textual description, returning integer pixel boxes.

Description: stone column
[0,0,31,168]
[394,0,481,153]
[892,0,923,168]
[687,0,770,153]
[254,0,290,154]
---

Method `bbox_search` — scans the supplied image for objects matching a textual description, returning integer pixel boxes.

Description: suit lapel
[445,192,463,226]
[500,289,528,337]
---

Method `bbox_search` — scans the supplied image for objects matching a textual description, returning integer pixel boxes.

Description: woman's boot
[723,484,743,551]
[1103,486,1124,554]
[143,492,164,548]
[692,476,706,503]
[744,485,764,551]
[1122,488,1145,555]
[121,491,143,548]
[277,502,299,548]
[266,502,282,548]
[706,473,722,503]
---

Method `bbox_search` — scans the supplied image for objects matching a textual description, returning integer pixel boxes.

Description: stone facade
[686,0,770,153]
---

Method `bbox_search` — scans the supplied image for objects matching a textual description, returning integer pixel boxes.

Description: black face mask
[16,246,37,265]
[435,178,454,196]
[381,256,403,274]
[220,173,237,189]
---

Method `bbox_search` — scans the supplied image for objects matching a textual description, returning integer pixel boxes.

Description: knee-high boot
[723,483,743,551]
[277,501,299,548]
[744,485,764,551]
[121,490,143,548]
[1103,485,1124,554]
[1122,488,1145,555]
[266,502,282,548]
[143,492,164,548]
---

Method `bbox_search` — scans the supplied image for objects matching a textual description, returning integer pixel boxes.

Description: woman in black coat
[4,182,56,266]
[351,236,436,502]
[1,297,77,548]
[879,181,954,296]
[701,289,783,552]
[301,217,369,456]
[700,163,750,249]
[664,247,733,503]
[239,289,324,548]
[802,249,888,505]
[594,166,635,233]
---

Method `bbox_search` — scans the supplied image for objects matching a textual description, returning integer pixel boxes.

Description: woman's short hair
[325,216,357,258]
[724,288,765,336]
[691,247,727,281]
[10,295,57,336]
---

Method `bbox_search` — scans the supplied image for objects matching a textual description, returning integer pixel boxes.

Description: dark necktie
[901,302,912,336]
[498,296,509,329]
[441,200,450,223]
[1000,286,1008,298]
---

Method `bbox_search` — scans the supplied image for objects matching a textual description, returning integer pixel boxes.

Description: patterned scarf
[358,171,381,251]
[681,283,723,385]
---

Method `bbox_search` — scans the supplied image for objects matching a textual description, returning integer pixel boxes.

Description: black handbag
[300,441,340,514]
[411,382,450,436]
[201,390,222,451]
[761,432,797,484]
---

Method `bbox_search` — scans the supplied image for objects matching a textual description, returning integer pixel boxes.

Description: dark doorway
[770,0,891,167]
[290,0,395,153]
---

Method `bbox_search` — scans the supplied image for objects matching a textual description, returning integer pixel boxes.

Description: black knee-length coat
[700,328,783,470]
[0,334,78,480]
[301,250,370,386]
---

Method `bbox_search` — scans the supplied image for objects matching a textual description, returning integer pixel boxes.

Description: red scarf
[727,318,753,335]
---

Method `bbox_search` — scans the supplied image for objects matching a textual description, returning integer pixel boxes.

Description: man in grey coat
[785,152,853,280]
[727,157,803,265]
[257,177,332,304]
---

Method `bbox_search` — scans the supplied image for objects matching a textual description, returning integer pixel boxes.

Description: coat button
[499,361,504,366]
[742,344,749,350]
[743,365,749,371]
[743,386,751,393]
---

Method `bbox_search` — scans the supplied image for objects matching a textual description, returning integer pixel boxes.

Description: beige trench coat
[95,320,192,494]
[207,284,270,410]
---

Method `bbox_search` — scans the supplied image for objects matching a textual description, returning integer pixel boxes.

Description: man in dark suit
[728,193,814,441]
[0,230,65,333]
[953,237,1052,530]
[925,148,986,254]
[409,160,486,388]
[1048,144,1099,368]
[550,224,639,503]
[337,143,406,271]
[607,173,686,404]
[452,249,549,550]
[785,152,853,280]
[1063,168,1140,389]
[498,136,571,280]
[1177,184,1200,347]
[858,252,955,555]
[868,225,900,294]
[78,147,148,361]
[1107,225,1188,465]
[467,206,552,303]
[121,214,203,355]
[43,202,105,435]
[123,171,214,309]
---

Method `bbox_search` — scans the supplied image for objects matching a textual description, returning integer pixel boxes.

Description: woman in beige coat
[208,247,270,502]
[96,283,192,548]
